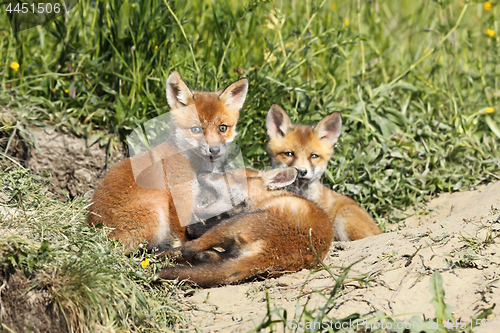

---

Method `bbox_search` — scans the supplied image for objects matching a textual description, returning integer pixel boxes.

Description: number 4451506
[5,2,62,14]
[444,319,498,330]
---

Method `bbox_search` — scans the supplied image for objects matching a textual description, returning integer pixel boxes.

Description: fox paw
[193,249,225,262]
[186,222,210,239]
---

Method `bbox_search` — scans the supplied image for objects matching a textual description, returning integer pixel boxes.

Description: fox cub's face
[166,72,248,159]
[266,104,342,183]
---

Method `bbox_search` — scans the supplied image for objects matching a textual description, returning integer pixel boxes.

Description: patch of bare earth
[171,182,500,332]
[0,128,124,332]
[0,126,124,200]
[0,271,68,333]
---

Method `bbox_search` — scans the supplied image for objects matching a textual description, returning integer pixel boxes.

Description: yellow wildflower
[263,48,277,64]
[141,258,149,268]
[331,4,337,10]
[485,107,494,113]
[10,61,19,71]
[344,18,349,27]
[132,3,136,7]
[155,45,158,50]
[51,88,56,93]
[484,1,492,11]
[486,28,495,37]
[64,89,69,93]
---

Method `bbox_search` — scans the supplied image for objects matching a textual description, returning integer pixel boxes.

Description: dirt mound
[0,271,68,333]
[1,127,124,200]
[171,182,500,331]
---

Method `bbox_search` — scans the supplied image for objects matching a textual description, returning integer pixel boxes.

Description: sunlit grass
[1,0,499,224]
[0,0,499,330]
[0,165,184,331]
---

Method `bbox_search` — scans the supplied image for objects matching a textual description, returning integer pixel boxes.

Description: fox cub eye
[284,152,294,157]
[190,126,203,134]
[310,154,319,159]
[219,125,228,133]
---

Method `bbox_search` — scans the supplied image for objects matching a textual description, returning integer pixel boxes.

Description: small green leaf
[39,240,49,253]
[374,82,418,97]
[88,132,103,147]
[429,271,453,323]
[485,116,500,139]
[118,0,131,39]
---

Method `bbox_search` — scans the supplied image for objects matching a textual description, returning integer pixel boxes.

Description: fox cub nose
[209,146,221,156]
[297,168,307,177]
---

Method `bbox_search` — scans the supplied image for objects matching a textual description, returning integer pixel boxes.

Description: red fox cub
[155,167,333,287]
[86,71,249,253]
[266,104,382,241]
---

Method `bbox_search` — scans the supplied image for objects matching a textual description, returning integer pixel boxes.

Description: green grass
[0,164,184,331]
[255,266,495,333]
[1,0,499,223]
[2,163,496,331]
[1,1,500,330]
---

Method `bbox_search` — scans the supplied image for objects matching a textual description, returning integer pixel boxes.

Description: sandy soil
[3,128,499,332]
[172,182,500,332]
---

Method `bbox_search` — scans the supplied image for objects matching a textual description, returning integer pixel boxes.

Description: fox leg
[185,220,217,239]
[185,211,237,239]
[108,218,157,252]
[179,227,239,261]
[155,255,265,287]
[179,211,266,260]
[192,249,228,262]
[335,203,382,241]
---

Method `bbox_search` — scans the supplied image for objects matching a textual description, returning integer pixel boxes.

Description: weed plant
[1,1,500,331]
[1,0,500,221]
[0,164,185,331]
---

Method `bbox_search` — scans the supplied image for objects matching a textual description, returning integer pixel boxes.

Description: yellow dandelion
[155,45,158,50]
[486,28,495,37]
[132,3,136,7]
[64,89,69,93]
[485,107,494,113]
[344,18,349,27]
[10,61,19,71]
[51,88,56,93]
[484,1,492,11]
[141,258,149,267]
[331,4,337,10]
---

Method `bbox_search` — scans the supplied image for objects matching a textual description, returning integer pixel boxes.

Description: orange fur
[87,72,249,252]
[155,168,333,287]
[266,104,382,241]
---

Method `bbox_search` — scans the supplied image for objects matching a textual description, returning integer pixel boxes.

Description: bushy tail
[154,257,265,287]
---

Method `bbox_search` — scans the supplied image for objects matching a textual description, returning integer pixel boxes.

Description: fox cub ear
[314,112,342,146]
[263,167,298,190]
[266,104,293,139]
[218,78,249,112]
[166,71,195,110]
